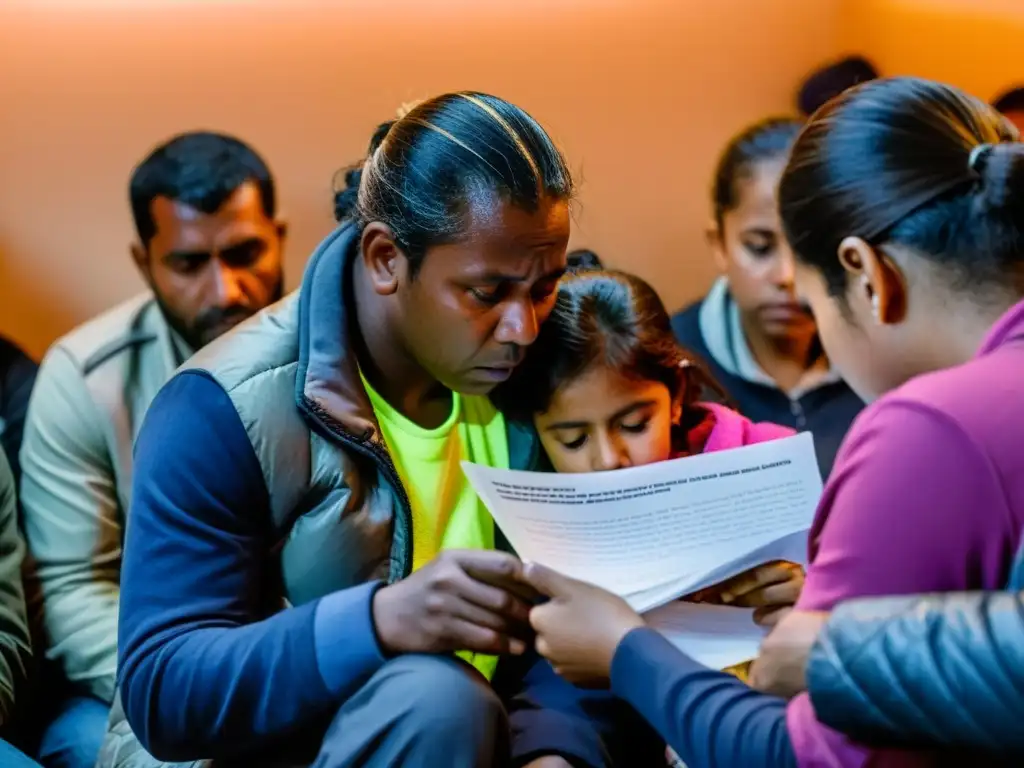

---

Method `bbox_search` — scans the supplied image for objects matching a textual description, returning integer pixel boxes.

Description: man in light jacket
[19,131,286,768]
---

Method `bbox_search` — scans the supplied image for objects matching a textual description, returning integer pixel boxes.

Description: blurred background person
[993,85,1024,132]
[797,54,880,116]
[671,118,863,477]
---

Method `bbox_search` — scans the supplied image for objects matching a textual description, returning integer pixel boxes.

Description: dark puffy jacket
[806,537,1024,756]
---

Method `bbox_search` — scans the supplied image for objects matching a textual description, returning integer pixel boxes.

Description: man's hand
[522,562,644,687]
[372,549,538,656]
[749,608,829,699]
[690,561,805,628]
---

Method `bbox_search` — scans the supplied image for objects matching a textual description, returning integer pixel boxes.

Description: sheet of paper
[462,432,822,610]
[644,602,766,670]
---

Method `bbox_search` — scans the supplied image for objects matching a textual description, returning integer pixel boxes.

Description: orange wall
[0,0,842,358]
[841,0,1024,101]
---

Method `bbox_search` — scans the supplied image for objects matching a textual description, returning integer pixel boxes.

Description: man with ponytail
[104,95,649,768]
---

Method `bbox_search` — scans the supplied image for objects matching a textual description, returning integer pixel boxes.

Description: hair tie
[968,143,993,175]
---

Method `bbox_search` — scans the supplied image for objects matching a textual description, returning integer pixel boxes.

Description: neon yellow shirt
[361,372,508,679]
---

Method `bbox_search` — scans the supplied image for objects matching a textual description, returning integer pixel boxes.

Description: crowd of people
[0,69,1021,768]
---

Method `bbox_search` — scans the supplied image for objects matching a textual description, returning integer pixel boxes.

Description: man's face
[390,196,571,396]
[133,181,285,350]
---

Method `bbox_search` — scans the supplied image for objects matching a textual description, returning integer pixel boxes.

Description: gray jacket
[20,295,188,703]
[99,223,548,768]
[807,536,1024,755]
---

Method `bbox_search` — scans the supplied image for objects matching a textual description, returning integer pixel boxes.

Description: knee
[383,655,506,737]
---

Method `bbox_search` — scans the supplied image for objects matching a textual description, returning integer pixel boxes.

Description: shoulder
[187,293,300,395]
[670,299,704,347]
[800,389,1020,604]
[700,401,794,452]
[49,293,160,376]
[831,392,1005,499]
[849,350,1024,488]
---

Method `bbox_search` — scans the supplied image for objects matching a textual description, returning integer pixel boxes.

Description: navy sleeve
[610,628,796,768]
[499,652,663,768]
[118,371,385,762]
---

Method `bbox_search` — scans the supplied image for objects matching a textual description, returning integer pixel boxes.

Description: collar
[294,222,384,447]
[697,277,842,398]
[977,297,1024,357]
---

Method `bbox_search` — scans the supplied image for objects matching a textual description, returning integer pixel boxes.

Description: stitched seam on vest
[213,358,299,396]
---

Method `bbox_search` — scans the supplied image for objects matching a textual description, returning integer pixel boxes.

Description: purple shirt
[788,298,1024,767]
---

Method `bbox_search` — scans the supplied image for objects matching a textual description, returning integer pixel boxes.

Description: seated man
[111,93,657,767]
[0,451,37,767]
[20,131,286,768]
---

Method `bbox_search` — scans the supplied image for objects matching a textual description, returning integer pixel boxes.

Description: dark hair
[129,131,275,245]
[333,120,396,222]
[348,92,574,275]
[712,117,802,227]
[566,248,604,271]
[797,55,880,116]
[494,270,721,419]
[779,76,1024,298]
[993,86,1024,115]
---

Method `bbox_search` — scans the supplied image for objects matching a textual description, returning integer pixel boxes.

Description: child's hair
[779,76,1024,298]
[494,270,722,420]
[712,117,803,228]
[566,248,604,271]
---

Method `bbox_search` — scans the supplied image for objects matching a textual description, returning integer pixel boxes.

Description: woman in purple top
[516,76,1024,768]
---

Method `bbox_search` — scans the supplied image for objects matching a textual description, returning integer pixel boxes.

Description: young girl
[672,118,863,478]
[520,77,1024,768]
[495,268,804,627]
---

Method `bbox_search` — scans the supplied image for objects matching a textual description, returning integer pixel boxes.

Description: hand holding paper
[523,561,645,686]
[463,433,823,667]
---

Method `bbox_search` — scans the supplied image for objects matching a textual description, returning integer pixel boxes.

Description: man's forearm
[120,583,386,761]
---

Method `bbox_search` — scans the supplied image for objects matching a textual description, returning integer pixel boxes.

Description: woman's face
[534,364,678,473]
[794,260,895,403]
[712,158,818,342]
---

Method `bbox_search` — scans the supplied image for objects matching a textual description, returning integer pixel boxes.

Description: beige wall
[4,0,1021,360]
[0,0,842,358]
[841,0,1024,101]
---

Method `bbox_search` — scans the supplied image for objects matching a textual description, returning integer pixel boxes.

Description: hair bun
[973,142,1024,214]
[333,166,362,222]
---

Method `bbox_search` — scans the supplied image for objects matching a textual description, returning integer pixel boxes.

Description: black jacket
[671,294,862,478]
[0,337,36,484]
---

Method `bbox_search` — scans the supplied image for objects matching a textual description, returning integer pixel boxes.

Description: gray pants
[98,655,509,768]
[313,654,509,767]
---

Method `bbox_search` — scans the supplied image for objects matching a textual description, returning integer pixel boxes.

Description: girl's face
[711,158,817,343]
[534,364,679,473]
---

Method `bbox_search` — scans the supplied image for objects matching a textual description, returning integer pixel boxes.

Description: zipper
[299,397,415,581]
[789,398,808,430]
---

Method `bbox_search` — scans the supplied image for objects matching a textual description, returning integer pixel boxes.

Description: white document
[462,432,822,613]
[644,602,766,670]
